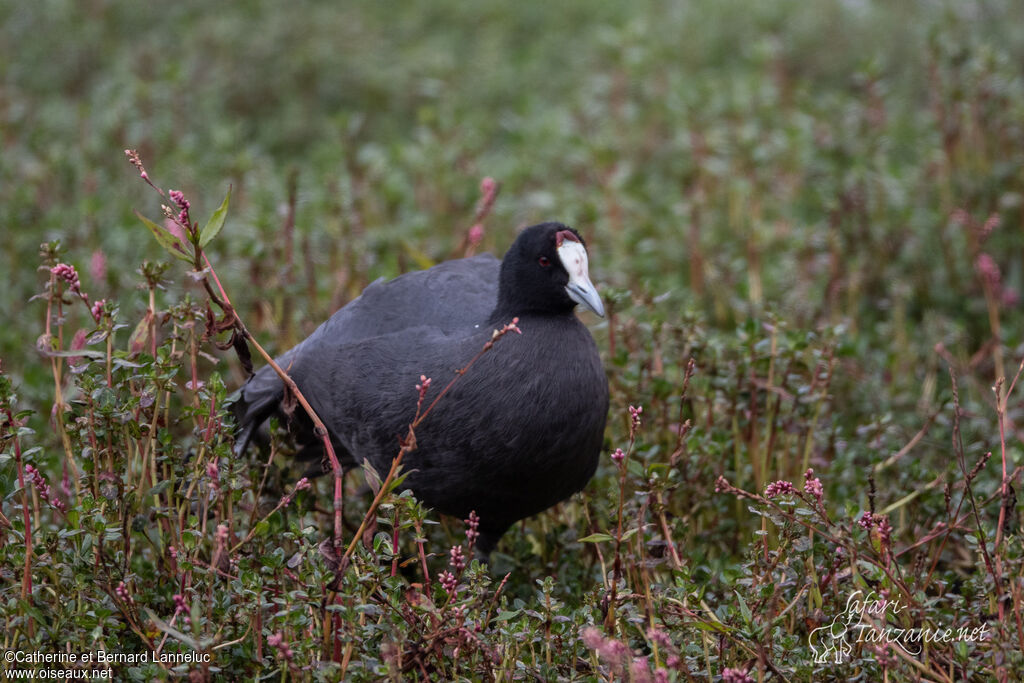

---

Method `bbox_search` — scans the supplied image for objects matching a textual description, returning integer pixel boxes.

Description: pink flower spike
[24,464,67,514]
[51,263,82,294]
[581,626,605,650]
[480,176,497,197]
[722,667,755,683]
[764,480,795,498]
[168,189,190,210]
[90,299,106,323]
[90,249,107,282]
[976,253,1001,289]
[803,468,824,504]
[629,404,643,434]
[858,511,875,530]
[438,569,458,595]
[267,632,294,661]
[465,510,480,542]
[115,581,134,605]
[611,448,626,464]
[449,544,466,571]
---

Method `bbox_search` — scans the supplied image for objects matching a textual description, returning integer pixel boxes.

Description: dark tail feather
[230,365,285,457]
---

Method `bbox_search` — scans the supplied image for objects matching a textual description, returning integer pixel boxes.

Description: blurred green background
[5,0,1023,387]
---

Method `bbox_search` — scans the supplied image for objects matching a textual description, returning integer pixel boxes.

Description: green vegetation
[3,0,1024,680]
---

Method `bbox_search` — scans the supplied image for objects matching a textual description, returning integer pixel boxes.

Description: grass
[2,0,1024,680]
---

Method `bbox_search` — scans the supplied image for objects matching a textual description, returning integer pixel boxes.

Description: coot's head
[495,222,604,318]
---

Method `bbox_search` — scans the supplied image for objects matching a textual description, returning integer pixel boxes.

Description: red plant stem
[414,517,431,585]
[337,322,520,569]
[199,256,348,553]
[4,405,34,636]
[391,507,400,577]
[995,359,1024,553]
[605,433,633,632]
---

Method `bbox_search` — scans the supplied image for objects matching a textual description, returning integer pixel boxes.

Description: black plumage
[232,222,609,553]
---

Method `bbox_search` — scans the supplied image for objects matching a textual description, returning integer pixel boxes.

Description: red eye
[538,256,551,267]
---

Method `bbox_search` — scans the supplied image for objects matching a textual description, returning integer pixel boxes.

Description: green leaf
[134,210,190,261]
[147,480,172,498]
[400,239,435,270]
[495,609,522,621]
[578,532,614,544]
[40,349,106,360]
[734,590,753,626]
[143,608,200,650]
[199,185,231,248]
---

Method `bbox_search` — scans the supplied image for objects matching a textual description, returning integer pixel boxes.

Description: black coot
[232,222,609,553]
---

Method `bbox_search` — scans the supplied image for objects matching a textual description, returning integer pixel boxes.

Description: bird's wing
[231,253,500,453]
[310,253,499,343]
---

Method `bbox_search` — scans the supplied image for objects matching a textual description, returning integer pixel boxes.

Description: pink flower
[449,545,466,571]
[168,189,190,210]
[207,461,220,494]
[581,626,604,650]
[480,176,497,198]
[876,515,893,545]
[580,626,630,674]
[468,223,484,245]
[803,468,824,504]
[764,480,795,498]
[611,448,626,464]
[90,299,106,323]
[115,581,133,604]
[858,511,876,531]
[491,317,522,340]
[51,263,81,294]
[69,328,88,367]
[629,405,643,433]
[90,249,107,282]
[24,464,67,514]
[465,510,480,542]
[980,212,1000,240]
[267,632,294,661]
[630,657,653,683]
[415,375,432,403]
[281,477,311,507]
[172,593,191,625]
[599,639,629,674]
[646,627,671,649]
[125,149,148,181]
[438,570,458,595]
[722,667,754,683]
[976,253,1001,289]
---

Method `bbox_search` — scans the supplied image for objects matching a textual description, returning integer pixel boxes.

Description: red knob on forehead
[555,229,580,247]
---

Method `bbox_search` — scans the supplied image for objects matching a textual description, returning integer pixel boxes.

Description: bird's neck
[487,303,576,326]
